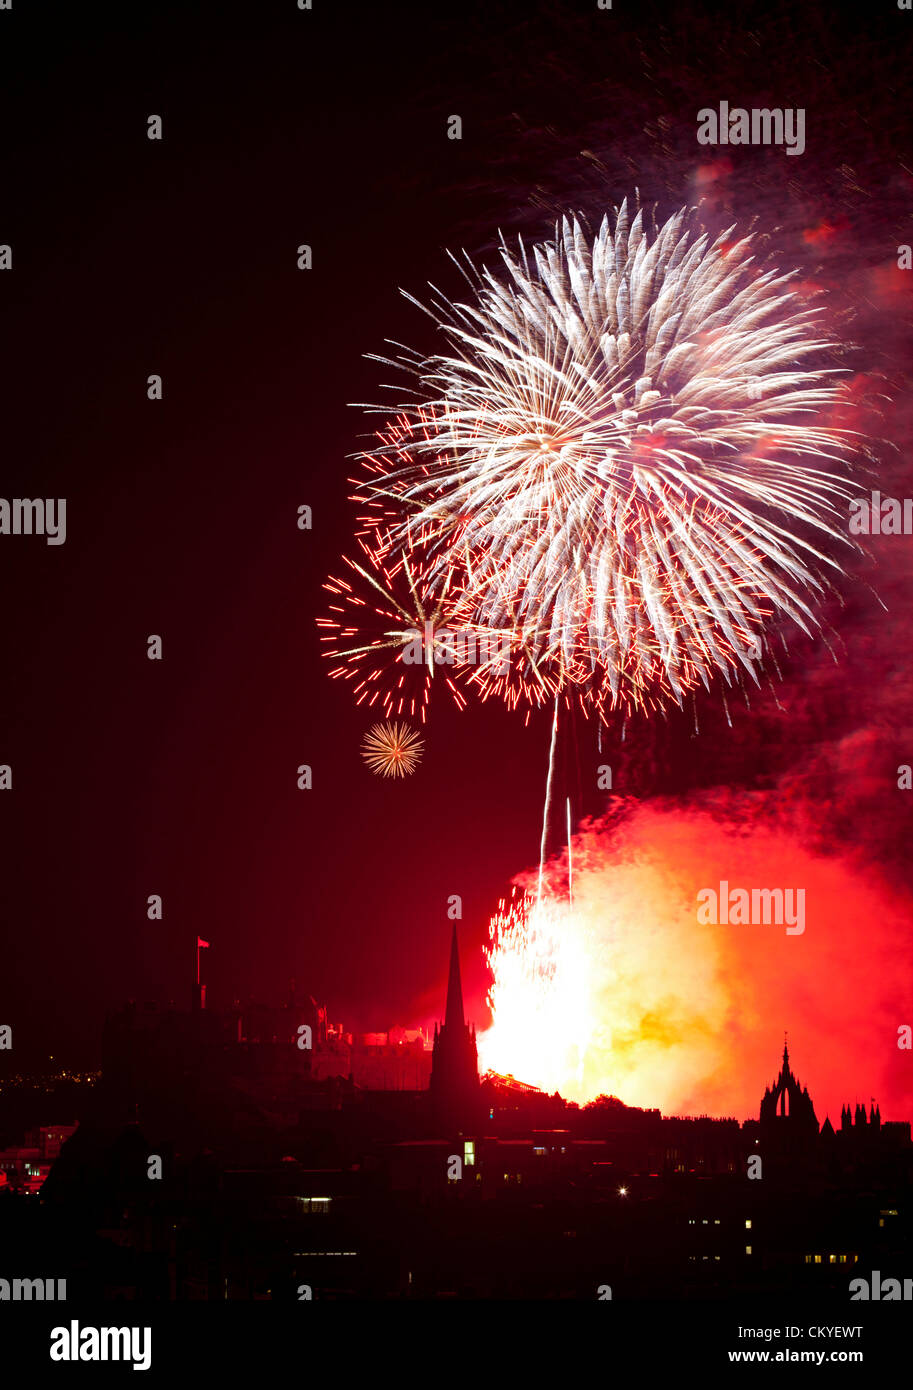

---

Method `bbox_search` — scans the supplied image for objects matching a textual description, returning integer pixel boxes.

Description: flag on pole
[195,937,210,989]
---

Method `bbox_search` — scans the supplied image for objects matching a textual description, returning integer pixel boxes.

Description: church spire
[445,923,465,1032]
[430,923,479,1126]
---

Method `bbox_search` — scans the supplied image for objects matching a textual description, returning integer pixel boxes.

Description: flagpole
[194,936,210,1011]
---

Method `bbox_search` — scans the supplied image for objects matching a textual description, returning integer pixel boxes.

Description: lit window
[805,1255,813,1265]
[839,1255,847,1264]
[829,1254,837,1264]
[463,1141,475,1167]
[814,1255,822,1264]
[745,1246,752,1256]
[745,1219,752,1229]
[298,1197,331,1214]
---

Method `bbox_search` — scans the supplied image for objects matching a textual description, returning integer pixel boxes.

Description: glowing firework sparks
[318,517,541,721]
[353,199,862,715]
[360,719,424,777]
[477,890,593,1093]
[319,532,471,722]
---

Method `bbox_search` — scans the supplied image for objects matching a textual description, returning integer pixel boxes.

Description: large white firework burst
[352,199,860,715]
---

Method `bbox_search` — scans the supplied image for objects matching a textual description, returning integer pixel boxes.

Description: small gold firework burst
[361,720,424,778]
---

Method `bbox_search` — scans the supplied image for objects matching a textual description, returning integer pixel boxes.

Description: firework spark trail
[538,694,560,902]
[345,199,864,718]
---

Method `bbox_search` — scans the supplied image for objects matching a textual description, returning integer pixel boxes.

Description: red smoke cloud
[512,801,913,1124]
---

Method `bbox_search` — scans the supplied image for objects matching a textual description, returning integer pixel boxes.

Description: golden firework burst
[361,720,424,778]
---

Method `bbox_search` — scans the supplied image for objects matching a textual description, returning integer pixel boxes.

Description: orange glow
[477,806,913,1121]
[478,891,593,1095]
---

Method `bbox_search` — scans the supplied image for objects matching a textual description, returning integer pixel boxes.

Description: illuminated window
[745,1219,752,1229]
[814,1255,822,1264]
[745,1246,752,1256]
[829,1254,837,1264]
[805,1255,813,1265]
[292,1251,356,1257]
[533,1146,547,1156]
[463,1141,475,1167]
[839,1255,847,1264]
